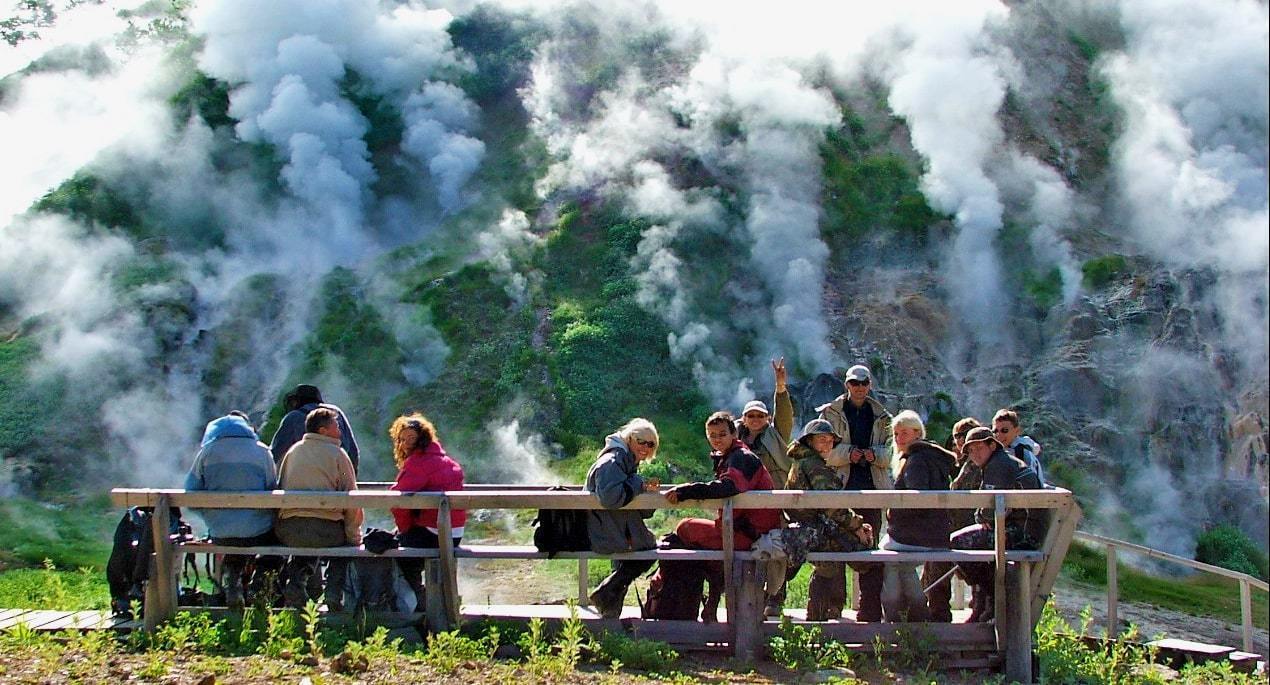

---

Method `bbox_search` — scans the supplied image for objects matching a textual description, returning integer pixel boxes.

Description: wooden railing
[110,486,1080,681]
[1073,531,1269,653]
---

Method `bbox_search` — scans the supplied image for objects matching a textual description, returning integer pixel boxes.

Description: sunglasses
[846,379,870,387]
[743,413,767,419]
[635,438,657,448]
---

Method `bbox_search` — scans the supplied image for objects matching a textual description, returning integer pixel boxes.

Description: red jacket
[390,441,466,533]
[670,439,780,541]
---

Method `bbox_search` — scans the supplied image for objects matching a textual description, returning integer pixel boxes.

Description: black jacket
[975,446,1045,543]
[887,440,956,548]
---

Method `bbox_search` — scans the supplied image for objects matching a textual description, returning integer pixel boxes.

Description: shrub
[1082,254,1128,289]
[594,631,679,672]
[767,617,852,671]
[1195,524,1268,580]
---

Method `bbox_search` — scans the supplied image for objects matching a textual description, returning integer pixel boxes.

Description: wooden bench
[111,486,1080,681]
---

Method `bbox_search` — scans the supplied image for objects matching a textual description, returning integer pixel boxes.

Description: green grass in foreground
[0,495,118,571]
[0,562,110,611]
[1063,542,1270,630]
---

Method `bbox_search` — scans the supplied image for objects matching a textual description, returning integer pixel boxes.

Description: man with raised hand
[736,357,796,487]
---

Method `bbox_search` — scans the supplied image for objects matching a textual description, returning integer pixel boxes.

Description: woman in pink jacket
[389,413,466,599]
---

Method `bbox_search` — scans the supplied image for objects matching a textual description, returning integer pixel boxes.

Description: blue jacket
[269,402,359,470]
[584,434,656,554]
[185,416,277,539]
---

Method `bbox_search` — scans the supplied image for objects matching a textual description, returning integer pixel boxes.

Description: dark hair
[992,409,1019,427]
[305,407,338,434]
[705,411,737,433]
[228,410,249,420]
[285,384,324,412]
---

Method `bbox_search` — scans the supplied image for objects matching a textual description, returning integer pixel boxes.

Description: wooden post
[578,559,589,605]
[1106,544,1118,638]
[424,559,447,632]
[1031,502,1082,625]
[1240,577,1253,653]
[1004,561,1033,684]
[993,494,1006,650]
[722,499,735,636]
[951,577,966,610]
[436,497,460,626]
[732,560,766,661]
[143,497,177,632]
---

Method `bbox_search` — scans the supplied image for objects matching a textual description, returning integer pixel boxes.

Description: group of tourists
[185,364,1047,623]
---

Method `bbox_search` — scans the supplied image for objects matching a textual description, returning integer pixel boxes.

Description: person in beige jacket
[277,406,362,609]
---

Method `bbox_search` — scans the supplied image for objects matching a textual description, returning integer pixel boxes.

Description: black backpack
[106,506,190,617]
[641,560,707,620]
[532,486,591,557]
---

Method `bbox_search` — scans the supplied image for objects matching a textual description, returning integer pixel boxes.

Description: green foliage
[0,495,117,570]
[820,118,940,246]
[1024,266,1065,311]
[1195,524,1269,580]
[767,617,853,671]
[0,563,109,611]
[33,172,142,233]
[0,338,61,467]
[1082,254,1128,289]
[424,626,499,672]
[259,609,303,658]
[168,71,233,129]
[1035,603,1156,684]
[594,631,679,672]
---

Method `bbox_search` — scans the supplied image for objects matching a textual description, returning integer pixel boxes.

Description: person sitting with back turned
[270,384,360,471]
[736,357,796,487]
[184,410,282,609]
[949,426,1045,623]
[585,418,662,618]
[666,411,781,621]
[389,413,465,607]
[276,407,363,610]
[880,410,955,622]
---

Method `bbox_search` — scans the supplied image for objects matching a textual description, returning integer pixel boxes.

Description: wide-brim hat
[798,419,841,446]
[960,426,999,454]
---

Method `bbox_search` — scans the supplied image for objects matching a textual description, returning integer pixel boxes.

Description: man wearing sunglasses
[991,409,1046,486]
[813,364,893,622]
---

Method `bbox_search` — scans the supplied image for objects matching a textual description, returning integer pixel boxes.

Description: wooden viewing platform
[108,486,1082,681]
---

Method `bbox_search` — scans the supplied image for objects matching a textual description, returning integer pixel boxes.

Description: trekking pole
[923,564,960,594]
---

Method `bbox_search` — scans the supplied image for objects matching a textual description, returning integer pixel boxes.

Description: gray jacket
[584,434,657,554]
[817,394,895,490]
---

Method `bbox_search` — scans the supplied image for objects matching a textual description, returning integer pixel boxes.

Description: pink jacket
[390,441,466,534]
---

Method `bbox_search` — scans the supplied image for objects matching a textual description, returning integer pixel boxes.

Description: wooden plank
[177,543,441,558]
[0,610,34,629]
[0,609,27,623]
[437,498,460,626]
[144,496,177,632]
[111,487,1074,512]
[424,559,447,633]
[1106,545,1118,638]
[771,621,997,648]
[1239,578,1253,654]
[722,498,735,647]
[14,610,70,630]
[806,550,1044,563]
[1031,502,1082,625]
[732,560,765,661]
[577,558,589,605]
[35,612,94,632]
[1004,562,1032,683]
[993,494,1006,652]
[629,620,731,645]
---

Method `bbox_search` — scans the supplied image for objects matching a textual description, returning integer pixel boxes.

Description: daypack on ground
[641,560,707,620]
[106,506,191,617]
[532,486,591,557]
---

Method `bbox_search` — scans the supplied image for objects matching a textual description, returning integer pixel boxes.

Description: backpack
[341,558,417,613]
[532,486,591,557]
[641,560,707,620]
[106,506,191,617]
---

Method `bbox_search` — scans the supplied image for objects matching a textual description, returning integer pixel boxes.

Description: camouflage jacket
[783,444,866,535]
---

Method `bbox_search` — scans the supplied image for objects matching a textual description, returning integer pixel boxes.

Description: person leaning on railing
[949,426,1045,623]
[584,418,662,618]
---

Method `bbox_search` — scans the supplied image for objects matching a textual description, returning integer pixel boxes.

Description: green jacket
[736,389,795,486]
[783,444,866,535]
[816,394,894,490]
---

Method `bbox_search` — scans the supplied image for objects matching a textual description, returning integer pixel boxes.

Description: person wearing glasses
[389,413,466,606]
[585,418,662,618]
[735,357,796,486]
[666,411,781,621]
[814,364,892,622]
[991,409,1046,485]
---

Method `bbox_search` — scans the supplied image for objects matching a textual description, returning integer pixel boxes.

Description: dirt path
[1051,580,1269,656]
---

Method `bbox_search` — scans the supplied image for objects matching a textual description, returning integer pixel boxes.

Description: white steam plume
[476,209,543,307]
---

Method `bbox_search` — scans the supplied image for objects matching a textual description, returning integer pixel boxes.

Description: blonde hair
[618,417,659,458]
[389,413,438,468]
[892,410,926,439]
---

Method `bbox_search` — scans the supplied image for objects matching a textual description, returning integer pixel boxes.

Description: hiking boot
[225,582,245,611]
[589,585,624,619]
[764,596,783,618]
[283,580,309,609]
[700,592,721,623]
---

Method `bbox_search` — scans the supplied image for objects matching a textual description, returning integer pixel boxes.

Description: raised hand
[771,356,787,392]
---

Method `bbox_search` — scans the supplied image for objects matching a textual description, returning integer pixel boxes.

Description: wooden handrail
[1074,530,1268,654]
[110,487,1073,510]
